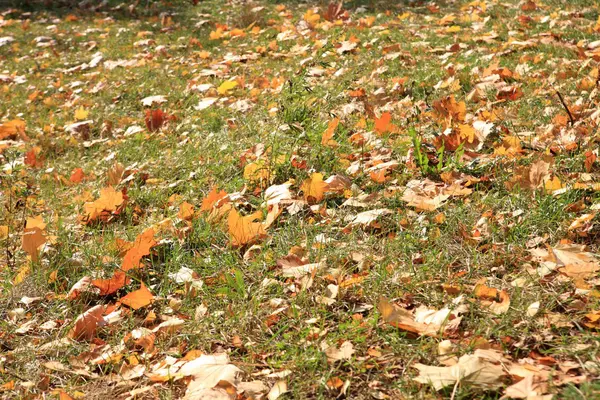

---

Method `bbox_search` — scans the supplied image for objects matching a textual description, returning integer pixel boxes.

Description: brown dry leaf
[107,163,124,186]
[267,380,288,400]
[502,375,552,400]
[68,304,106,341]
[507,159,552,191]
[324,341,355,363]
[413,350,506,390]
[378,298,462,336]
[558,263,600,279]
[401,180,451,211]
[228,208,267,247]
[300,172,326,203]
[67,276,97,300]
[529,160,551,188]
[119,283,153,310]
[551,244,599,266]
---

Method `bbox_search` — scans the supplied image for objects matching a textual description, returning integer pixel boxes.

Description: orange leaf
[68,304,105,341]
[145,109,166,132]
[83,186,124,223]
[347,88,365,97]
[374,112,392,134]
[201,187,229,212]
[300,172,326,203]
[120,283,153,310]
[24,147,43,168]
[26,215,46,231]
[122,229,156,271]
[70,168,85,184]
[321,118,340,146]
[21,227,46,262]
[432,95,466,124]
[178,202,195,221]
[474,284,498,300]
[370,169,387,183]
[585,151,597,172]
[227,208,267,247]
[497,86,523,101]
[92,271,131,295]
[0,119,26,140]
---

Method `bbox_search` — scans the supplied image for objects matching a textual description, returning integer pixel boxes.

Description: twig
[553,87,576,126]
[450,379,460,400]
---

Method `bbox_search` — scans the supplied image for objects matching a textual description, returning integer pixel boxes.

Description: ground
[1,0,600,398]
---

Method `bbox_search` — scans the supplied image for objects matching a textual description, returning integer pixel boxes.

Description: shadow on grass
[0,0,187,21]
[0,0,450,20]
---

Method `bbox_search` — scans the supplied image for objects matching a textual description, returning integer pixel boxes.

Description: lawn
[1,0,600,398]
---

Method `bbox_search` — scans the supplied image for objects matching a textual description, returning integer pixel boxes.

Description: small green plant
[408,127,465,176]
[218,268,247,299]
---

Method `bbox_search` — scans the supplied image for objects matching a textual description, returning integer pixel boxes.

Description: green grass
[1,0,600,398]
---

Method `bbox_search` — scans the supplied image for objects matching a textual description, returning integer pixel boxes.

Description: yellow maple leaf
[210,28,224,40]
[227,209,267,247]
[300,172,326,203]
[545,176,563,193]
[217,80,238,95]
[13,265,30,285]
[74,107,89,121]
[244,161,270,184]
[83,186,124,223]
[458,124,476,143]
[0,225,8,240]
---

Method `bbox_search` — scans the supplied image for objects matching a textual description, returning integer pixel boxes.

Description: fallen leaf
[119,283,153,310]
[121,229,156,271]
[325,341,355,362]
[228,208,267,246]
[74,106,89,121]
[141,95,167,107]
[68,304,106,341]
[300,172,326,203]
[267,380,288,400]
[0,119,26,140]
[92,271,131,295]
[201,187,229,211]
[413,350,506,390]
[83,186,124,223]
[21,227,46,262]
[217,80,238,95]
